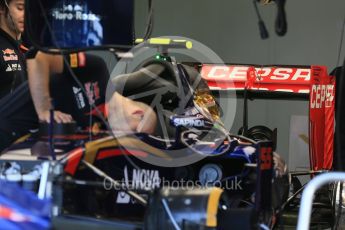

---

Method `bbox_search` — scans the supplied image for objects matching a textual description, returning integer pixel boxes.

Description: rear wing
[199,64,335,171]
[201,64,311,94]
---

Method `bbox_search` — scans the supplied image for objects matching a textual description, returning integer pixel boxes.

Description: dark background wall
[135,0,345,71]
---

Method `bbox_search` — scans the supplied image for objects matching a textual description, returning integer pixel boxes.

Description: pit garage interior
[1,0,345,230]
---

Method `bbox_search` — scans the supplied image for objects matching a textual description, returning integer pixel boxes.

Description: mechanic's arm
[27,52,73,123]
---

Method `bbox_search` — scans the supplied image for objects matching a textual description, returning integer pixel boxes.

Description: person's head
[0,0,24,39]
[107,92,157,135]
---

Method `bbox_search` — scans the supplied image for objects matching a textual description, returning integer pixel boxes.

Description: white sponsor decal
[3,55,18,61]
[72,86,81,94]
[72,86,85,109]
[52,4,100,22]
[173,118,205,127]
[116,192,131,204]
[5,63,21,72]
[310,84,335,109]
[6,64,12,72]
[202,66,311,82]
[123,166,160,190]
[11,64,21,71]
[84,82,100,105]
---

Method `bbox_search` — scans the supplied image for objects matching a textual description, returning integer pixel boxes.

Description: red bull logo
[2,48,18,61]
[2,48,15,55]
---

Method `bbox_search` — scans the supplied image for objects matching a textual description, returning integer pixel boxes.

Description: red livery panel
[201,64,335,171]
[201,64,311,93]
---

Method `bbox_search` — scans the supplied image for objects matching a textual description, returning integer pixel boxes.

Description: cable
[253,0,269,39]
[35,0,141,170]
[334,182,343,230]
[88,83,93,142]
[259,223,270,230]
[161,198,181,230]
[82,160,147,206]
[336,12,345,68]
[254,0,287,37]
[276,182,306,214]
[242,83,249,136]
[143,0,154,40]
[274,0,287,36]
[49,103,56,160]
[229,134,258,145]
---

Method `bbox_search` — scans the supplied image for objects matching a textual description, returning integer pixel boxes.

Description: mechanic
[27,51,158,134]
[0,0,26,98]
[27,52,81,124]
[0,0,38,151]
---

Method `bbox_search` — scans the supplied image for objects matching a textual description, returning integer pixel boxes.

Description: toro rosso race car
[0,0,340,229]
[0,39,284,229]
[0,32,292,230]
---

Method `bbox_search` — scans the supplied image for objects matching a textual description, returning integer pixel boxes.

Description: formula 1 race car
[0,38,285,229]
[2,0,339,229]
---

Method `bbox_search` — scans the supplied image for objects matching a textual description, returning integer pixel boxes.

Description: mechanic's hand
[38,110,73,123]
